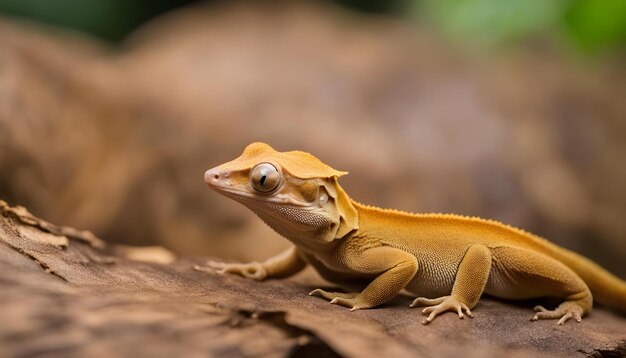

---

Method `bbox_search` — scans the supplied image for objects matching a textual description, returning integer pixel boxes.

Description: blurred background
[0,0,624,277]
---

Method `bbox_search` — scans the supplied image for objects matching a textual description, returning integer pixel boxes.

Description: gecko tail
[553,248,626,315]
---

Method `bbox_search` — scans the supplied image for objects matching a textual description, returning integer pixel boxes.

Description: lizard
[199,142,626,325]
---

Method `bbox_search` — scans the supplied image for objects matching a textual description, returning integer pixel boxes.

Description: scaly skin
[199,142,626,325]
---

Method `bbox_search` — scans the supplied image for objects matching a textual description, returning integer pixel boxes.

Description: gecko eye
[250,163,281,193]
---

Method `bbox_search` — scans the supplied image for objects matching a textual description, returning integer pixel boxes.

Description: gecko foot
[410,295,473,324]
[194,261,267,281]
[531,301,583,325]
[309,289,368,311]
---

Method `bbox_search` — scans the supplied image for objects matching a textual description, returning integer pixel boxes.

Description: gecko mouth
[209,185,317,210]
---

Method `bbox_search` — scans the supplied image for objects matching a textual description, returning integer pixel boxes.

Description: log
[1,200,624,357]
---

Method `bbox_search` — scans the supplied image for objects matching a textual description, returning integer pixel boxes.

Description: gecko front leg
[310,246,418,310]
[195,246,307,280]
[410,244,491,324]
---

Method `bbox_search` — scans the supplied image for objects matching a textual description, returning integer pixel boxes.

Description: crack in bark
[235,309,343,358]
[587,341,626,358]
[0,238,68,282]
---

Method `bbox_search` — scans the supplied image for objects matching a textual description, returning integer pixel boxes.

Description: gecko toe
[413,296,472,324]
[309,288,360,308]
[530,301,585,325]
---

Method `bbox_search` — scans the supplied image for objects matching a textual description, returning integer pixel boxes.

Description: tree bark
[1,200,625,357]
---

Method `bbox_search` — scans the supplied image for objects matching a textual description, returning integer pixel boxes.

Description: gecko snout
[204,168,223,186]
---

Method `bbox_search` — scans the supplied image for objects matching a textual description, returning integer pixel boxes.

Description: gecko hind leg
[490,247,592,325]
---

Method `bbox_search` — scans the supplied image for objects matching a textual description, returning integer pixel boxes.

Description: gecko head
[204,142,358,243]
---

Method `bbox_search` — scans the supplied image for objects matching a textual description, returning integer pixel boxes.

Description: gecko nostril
[204,169,222,184]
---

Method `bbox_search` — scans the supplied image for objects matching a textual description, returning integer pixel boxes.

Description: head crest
[220,142,347,179]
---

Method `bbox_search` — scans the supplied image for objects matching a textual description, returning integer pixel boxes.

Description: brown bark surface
[1,200,625,357]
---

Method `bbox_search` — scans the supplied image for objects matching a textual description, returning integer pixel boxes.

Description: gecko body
[201,142,626,325]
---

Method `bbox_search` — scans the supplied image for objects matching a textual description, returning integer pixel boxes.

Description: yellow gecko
[200,142,626,325]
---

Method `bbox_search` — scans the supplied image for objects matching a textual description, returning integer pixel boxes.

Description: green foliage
[414,0,626,54]
[563,0,626,53]
[0,0,193,42]
[418,0,567,46]
[0,0,623,55]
